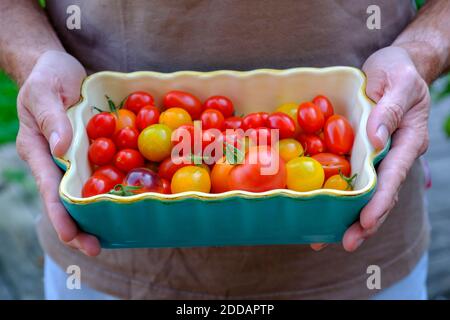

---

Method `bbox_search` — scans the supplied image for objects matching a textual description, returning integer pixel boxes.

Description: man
[0,0,448,299]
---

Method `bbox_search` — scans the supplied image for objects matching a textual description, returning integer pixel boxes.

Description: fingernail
[375,125,389,149]
[49,132,60,155]
[354,238,365,250]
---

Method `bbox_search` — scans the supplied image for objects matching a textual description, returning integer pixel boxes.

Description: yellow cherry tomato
[171,166,211,193]
[276,102,301,135]
[159,107,192,130]
[286,156,324,192]
[323,174,356,191]
[138,124,173,162]
[278,138,303,162]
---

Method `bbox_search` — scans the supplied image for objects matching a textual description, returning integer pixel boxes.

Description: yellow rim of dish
[58,66,385,204]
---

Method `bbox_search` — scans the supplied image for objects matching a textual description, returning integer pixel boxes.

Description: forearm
[0,0,64,85]
[393,0,450,84]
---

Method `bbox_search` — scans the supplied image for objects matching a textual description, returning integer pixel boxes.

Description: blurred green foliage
[0,71,19,144]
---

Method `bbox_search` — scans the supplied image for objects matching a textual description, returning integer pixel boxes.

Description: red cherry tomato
[312,95,334,120]
[136,105,160,131]
[223,116,243,130]
[247,127,272,146]
[161,178,171,194]
[158,157,190,181]
[123,91,154,114]
[123,168,165,194]
[311,152,351,180]
[163,90,202,119]
[323,115,355,155]
[297,133,326,156]
[82,175,115,197]
[172,124,196,153]
[93,165,125,186]
[228,146,287,192]
[88,138,116,166]
[113,126,139,150]
[297,102,325,134]
[203,95,234,117]
[86,112,116,140]
[113,149,145,172]
[267,112,296,139]
[201,108,225,130]
[242,112,268,130]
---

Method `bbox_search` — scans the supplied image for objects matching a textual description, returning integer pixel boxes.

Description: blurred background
[0,0,449,299]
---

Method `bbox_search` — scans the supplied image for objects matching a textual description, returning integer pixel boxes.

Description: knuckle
[382,102,404,128]
[35,108,55,135]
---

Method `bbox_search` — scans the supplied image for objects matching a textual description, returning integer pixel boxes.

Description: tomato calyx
[338,170,358,190]
[108,184,142,196]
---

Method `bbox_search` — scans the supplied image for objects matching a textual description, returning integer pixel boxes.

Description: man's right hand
[16,50,101,256]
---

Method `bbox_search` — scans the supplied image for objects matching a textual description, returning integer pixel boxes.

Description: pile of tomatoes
[82,90,356,198]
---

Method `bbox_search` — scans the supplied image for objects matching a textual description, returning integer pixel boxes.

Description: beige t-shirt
[40,0,429,299]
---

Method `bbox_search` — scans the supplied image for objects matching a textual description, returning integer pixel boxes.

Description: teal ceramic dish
[57,67,389,248]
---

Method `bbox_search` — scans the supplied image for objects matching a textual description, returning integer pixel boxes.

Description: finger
[67,234,101,257]
[310,243,328,251]
[342,221,365,252]
[21,82,73,157]
[359,127,419,230]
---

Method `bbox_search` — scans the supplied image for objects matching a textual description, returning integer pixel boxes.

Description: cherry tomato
[163,90,203,119]
[297,133,326,156]
[276,102,301,135]
[123,91,154,114]
[114,149,145,172]
[203,95,234,117]
[158,156,190,181]
[86,112,116,140]
[82,175,115,197]
[223,116,243,130]
[323,115,354,155]
[172,124,196,153]
[210,157,234,193]
[114,109,136,132]
[278,139,303,162]
[93,165,125,186]
[267,112,296,139]
[311,152,351,180]
[202,129,224,162]
[247,127,272,147]
[123,168,165,193]
[323,174,353,191]
[171,166,211,193]
[241,112,268,130]
[228,146,286,192]
[136,105,160,131]
[113,126,139,150]
[286,157,324,192]
[138,124,173,162]
[88,138,116,166]
[201,109,225,130]
[159,107,193,130]
[297,102,325,134]
[312,95,334,120]
[161,178,171,194]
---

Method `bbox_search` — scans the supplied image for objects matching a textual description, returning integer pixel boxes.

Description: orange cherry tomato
[210,157,234,193]
[114,109,136,132]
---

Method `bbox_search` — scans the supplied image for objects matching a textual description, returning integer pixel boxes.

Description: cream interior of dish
[62,68,375,198]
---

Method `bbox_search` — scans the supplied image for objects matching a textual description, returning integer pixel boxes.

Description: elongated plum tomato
[136,105,160,131]
[171,166,211,193]
[93,165,125,186]
[124,168,165,194]
[88,138,116,166]
[312,95,334,120]
[210,157,234,193]
[286,157,324,192]
[114,109,136,132]
[123,91,154,114]
[228,146,286,192]
[113,126,139,150]
[203,95,234,118]
[276,102,301,135]
[311,152,351,180]
[323,115,354,155]
[201,108,225,130]
[297,102,325,133]
[267,112,296,139]
[163,90,203,119]
[138,124,173,162]
[223,116,243,130]
[241,112,269,130]
[86,112,116,140]
[297,133,326,156]
[113,149,145,172]
[278,139,303,162]
[159,107,192,130]
[82,175,115,198]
